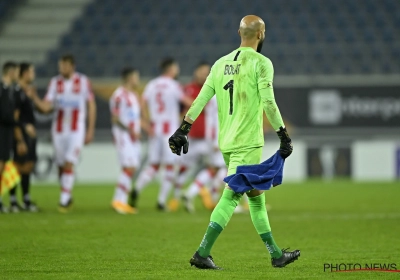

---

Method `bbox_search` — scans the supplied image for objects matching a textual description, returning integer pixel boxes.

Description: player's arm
[31,92,53,113]
[139,89,153,137]
[140,97,151,133]
[110,98,139,139]
[111,111,128,130]
[110,96,125,129]
[169,64,216,155]
[169,84,215,155]
[85,99,96,144]
[31,80,54,113]
[185,84,215,123]
[260,88,284,131]
[258,58,292,159]
[112,117,128,130]
[85,80,96,144]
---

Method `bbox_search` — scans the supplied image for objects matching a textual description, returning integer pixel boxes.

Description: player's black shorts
[13,132,37,163]
[0,125,13,161]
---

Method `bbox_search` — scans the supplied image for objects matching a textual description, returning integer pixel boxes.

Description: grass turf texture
[0,181,399,280]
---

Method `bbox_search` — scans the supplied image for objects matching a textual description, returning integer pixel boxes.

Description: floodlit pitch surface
[1,181,399,279]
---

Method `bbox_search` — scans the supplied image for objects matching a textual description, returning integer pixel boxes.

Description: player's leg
[20,161,36,211]
[53,133,65,182]
[190,185,242,269]
[167,163,187,211]
[58,132,83,212]
[53,133,69,210]
[112,167,136,214]
[234,194,249,213]
[112,134,138,214]
[189,152,240,269]
[183,167,215,212]
[173,164,188,198]
[210,167,227,202]
[8,183,19,212]
[131,137,160,208]
[247,189,279,255]
[21,136,38,211]
[158,136,178,210]
[10,161,35,212]
[168,140,202,211]
[199,150,227,210]
[12,134,38,212]
[59,161,74,212]
[157,164,174,210]
[190,148,268,269]
[9,133,24,212]
[136,137,160,192]
[172,152,194,201]
[130,162,158,208]
[247,188,300,267]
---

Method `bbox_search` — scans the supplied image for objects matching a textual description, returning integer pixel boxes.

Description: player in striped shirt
[109,68,142,214]
[30,54,96,212]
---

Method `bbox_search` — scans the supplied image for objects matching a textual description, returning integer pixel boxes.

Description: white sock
[174,184,182,199]
[211,167,227,201]
[136,165,157,192]
[60,171,74,205]
[113,170,132,203]
[158,167,175,205]
[186,169,212,199]
[173,166,188,198]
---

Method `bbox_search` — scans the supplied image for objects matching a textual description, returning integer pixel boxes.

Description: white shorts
[113,130,141,168]
[52,130,85,166]
[181,139,225,168]
[148,135,178,165]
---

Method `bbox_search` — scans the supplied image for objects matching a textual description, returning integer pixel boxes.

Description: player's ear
[238,29,241,37]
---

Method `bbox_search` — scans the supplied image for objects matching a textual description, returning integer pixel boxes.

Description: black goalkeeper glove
[277,126,293,159]
[168,119,192,156]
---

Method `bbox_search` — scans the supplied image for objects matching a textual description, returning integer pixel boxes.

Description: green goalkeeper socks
[248,193,282,259]
[198,221,223,258]
[198,188,242,258]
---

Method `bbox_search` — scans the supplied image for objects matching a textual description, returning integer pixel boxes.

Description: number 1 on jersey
[223,80,234,115]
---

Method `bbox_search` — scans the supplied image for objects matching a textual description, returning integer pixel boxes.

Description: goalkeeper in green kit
[169,15,300,269]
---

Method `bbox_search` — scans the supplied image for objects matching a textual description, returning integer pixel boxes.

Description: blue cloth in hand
[223,151,285,193]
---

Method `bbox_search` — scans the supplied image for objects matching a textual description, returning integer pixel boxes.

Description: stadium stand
[0,0,90,69]
[0,0,17,19]
[0,0,399,77]
[33,0,400,77]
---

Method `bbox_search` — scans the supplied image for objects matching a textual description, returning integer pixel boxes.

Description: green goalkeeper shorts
[222,146,263,176]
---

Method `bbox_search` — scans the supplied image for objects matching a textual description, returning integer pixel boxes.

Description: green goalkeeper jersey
[187,46,278,153]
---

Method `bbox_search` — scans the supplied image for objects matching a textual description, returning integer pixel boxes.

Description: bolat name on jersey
[224,64,241,75]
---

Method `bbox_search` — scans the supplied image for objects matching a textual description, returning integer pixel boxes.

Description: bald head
[239,15,265,40]
[238,15,266,53]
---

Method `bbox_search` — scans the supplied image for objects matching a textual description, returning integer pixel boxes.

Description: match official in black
[0,62,27,213]
[8,63,39,212]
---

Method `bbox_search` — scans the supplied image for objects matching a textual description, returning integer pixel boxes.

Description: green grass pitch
[0,181,399,279]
